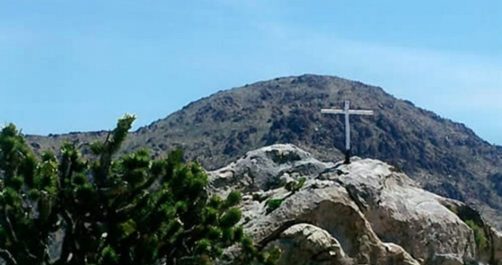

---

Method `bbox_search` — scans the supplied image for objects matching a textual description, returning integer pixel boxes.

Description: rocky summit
[26,74,502,229]
[209,144,502,265]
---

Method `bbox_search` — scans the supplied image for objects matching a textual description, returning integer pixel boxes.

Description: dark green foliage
[232,236,281,265]
[465,220,488,251]
[264,177,304,215]
[284,177,306,194]
[0,115,278,265]
[265,199,283,214]
[451,204,488,251]
[443,203,490,253]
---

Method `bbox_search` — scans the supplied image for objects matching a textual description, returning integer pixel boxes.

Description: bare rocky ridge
[209,144,502,265]
[25,74,502,228]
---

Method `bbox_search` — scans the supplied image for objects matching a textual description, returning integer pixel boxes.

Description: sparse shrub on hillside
[265,199,284,214]
[0,115,278,265]
[284,177,306,194]
[465,220,488,251]
[264,177,305,214]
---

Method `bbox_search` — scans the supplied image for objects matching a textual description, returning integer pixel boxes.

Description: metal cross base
[344,149,351,164]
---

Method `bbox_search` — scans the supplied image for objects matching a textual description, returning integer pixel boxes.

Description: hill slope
[26,74,502,228]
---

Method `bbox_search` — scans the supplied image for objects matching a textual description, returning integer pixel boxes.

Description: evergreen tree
[0,115,278,265]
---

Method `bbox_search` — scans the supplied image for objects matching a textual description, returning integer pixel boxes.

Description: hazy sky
[1,1,501,144]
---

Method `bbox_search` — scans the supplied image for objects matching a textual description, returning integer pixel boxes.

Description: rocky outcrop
[209,144,502,265]
[491,229,502,265]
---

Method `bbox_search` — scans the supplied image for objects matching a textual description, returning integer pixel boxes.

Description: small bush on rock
[465,220,488,251]
[265,199,284,214]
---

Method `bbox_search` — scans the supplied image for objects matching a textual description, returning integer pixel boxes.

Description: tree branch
[0,248,17,265]
[3,209,18,243]
[56,210,76,265]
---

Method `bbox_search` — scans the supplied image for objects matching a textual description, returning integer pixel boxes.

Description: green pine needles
[0,115,278,265]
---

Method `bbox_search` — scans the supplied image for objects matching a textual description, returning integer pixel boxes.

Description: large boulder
[491,228,502,265]
[209,144,502,265]
[329,159,476,261]
[268,224,351,265]
[244,179,420,264]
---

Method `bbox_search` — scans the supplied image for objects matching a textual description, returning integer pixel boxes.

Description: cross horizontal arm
[321,109,344,114]
[321,109,374,115]
[347,110,374,115]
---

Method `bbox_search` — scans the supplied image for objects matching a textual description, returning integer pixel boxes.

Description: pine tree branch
[3,209,18,243]
[94,131,112,188]
[111,173,158,211]
[59,155,72,190]
[57,210,76,265]
[0,248,17,265]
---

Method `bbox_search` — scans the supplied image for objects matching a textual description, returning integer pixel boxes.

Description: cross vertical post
[344,100,350,162]
[321,100,374,164]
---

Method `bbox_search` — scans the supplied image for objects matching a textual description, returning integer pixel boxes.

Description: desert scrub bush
[285,177,306,194]
[265,198,284,214]
[465,220,488,251]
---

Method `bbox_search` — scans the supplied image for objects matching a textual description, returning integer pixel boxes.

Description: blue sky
[1,1,501,144]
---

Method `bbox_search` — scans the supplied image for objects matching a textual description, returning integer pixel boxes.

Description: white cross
[321,100,374,164]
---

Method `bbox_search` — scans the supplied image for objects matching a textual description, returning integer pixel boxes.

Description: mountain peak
[26,74,502,229]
